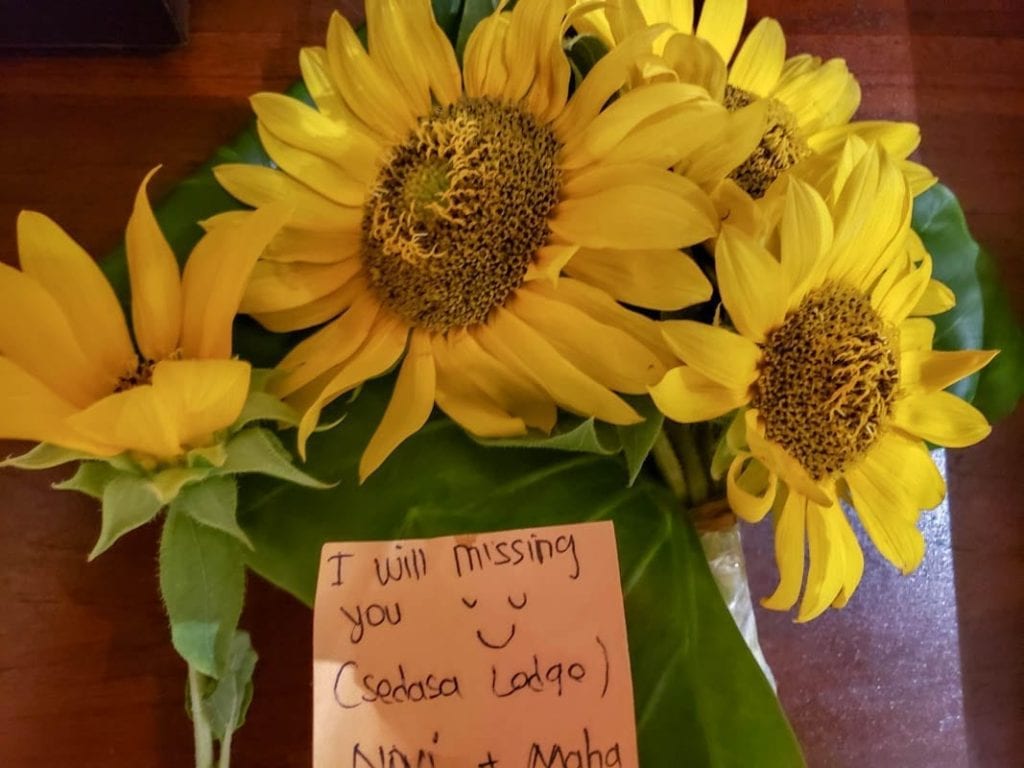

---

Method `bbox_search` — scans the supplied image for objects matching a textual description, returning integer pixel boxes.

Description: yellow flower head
[575,0,936,198]
[214,0,747,480]
[0,169,288,464]
[649,143,996,621]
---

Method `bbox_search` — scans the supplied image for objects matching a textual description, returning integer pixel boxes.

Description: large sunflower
[214,0,750,479]
[575,0,936,199]
[649,144,995,621]
[0,171,288,463]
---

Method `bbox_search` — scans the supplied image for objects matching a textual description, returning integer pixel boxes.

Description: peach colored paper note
[313,521,639,768]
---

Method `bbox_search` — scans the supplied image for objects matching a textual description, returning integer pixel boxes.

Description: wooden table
[0,1,1020,765]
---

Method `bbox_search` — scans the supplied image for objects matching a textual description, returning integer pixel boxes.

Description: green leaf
[456,0,500,59]
[239,379,803,767]
[432,0,466,40]
[216,427,331,488]
[0,443,93,470]
[566,34,609,86]
[52,461,121,500]
[190,630,258,743]
[90,473,166,560]
[234,390,302,431]
[972,247,1024,421]
[912,183,1024,419]
[160,506,246,678]
[176,476,252,549]
[618,396,666,484]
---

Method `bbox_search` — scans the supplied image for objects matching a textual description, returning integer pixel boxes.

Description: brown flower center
[724,85,811,199]
[361,98,562,332]
[115,358,156,392]
[753,283,900,480]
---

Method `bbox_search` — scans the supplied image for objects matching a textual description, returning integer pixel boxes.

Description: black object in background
[0,0,189,51]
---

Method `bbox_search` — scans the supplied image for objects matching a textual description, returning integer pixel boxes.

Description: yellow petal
[554,25,666,142]
[366,0,461,115]
[124,167,183,362]
[891,390,991,448]
[251,91,383,183]
[0,261,104,406]
[715,225,786,343]
[660,31,726,100]
[67,384,182,460]
[807,121,921,161]
[0,357,114,454]
[275,292,380,397]
[256,124,366,208]
[564,247,711,310]
[845,463,925,574]
[180,202,291,360]
[561,81,713,169]
[359,330,436,481]
[797,499,847,622]
[858,431,945,514]
[151,359,251,448]
[325,11,418,141]
[761,489,806,612]
[660,319,760,389]
[536,277,676,366]
[510,286,667,394]
[727,18,785,97]
[17,210,134,387]
[240,258,360,315]
[695,0,747,63]
[477,308,641,426]
[451,328,557,433]
[911,279,956,316]
[829,506,864,609]
[899,317,935,354]
[262,226,362,265]
[779,178,833,298]
[726,451,778,522]
[745,409,832,507]
[432,335,528,438]
[298,46,349,122]
[463,11,512,101]
[602,101,731,169]
[873,257,932,324]
[553,165,717,249]
[902,348,998,393]
[213,164,362,233]
[296,316,410,454]
[251,280,361,334]
[648,365,747,423]
[681,100,769,187]
[524,243,578,284]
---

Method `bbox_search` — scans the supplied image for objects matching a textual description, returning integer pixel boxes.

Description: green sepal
[216,427,332,489]
[232,369,302,431]
[475,396,665,485]
[0,443,93,470]
[151,466,215,504]
[187,443,229,470]
[176,476,253,550]
[53,461,121,500]
[160,505,246,679]
[89,474,166,561]
[912,183,1024,420]
[187,630,258,742]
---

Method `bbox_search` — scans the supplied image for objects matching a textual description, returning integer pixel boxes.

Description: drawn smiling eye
[461,592,531,650]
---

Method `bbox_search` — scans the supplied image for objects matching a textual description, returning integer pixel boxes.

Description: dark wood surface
[0,1,1020,766]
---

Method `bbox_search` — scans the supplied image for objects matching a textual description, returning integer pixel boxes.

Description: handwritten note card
[313,521,639,768]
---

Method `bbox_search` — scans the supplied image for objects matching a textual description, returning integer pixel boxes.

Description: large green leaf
[912,183,1024,421]
[239,380,803,767]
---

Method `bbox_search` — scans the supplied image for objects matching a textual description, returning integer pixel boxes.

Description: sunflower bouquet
[2,0,1021,765]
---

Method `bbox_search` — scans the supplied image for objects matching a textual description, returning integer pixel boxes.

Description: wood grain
[0,1,1020,766]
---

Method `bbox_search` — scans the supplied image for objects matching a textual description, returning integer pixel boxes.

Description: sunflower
[213,0,751,480]
[649,144,995,621]
[0,170,288,464]
[574,0,936,199]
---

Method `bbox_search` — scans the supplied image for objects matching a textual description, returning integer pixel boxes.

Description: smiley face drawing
[461,592,528,650]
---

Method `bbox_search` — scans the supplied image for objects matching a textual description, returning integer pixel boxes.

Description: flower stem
[674,424,710,507]
[651,430,688,501]
[189,665,214,768]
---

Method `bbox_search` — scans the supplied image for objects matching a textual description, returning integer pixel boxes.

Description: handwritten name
[528,729,622,768]
[334,661,460,709]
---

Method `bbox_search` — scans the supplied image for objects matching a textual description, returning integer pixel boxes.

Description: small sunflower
[214,0,745,479]
[0,170,288,464]
[649,145,995,621]
[575,0,936,199]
